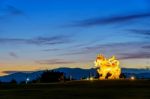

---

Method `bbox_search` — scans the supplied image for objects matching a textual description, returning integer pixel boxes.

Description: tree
[10,79,17,84]
[40,70,64,83]
[119,73,126,79]
[0,80,2,84]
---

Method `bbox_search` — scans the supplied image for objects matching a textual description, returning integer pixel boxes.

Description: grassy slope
[0,80,150,99]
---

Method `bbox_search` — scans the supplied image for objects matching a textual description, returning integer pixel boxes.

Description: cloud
[119,52,150,59]
[42,48,60,52]
[30,35,72,45]
[142,45,150,49]
[6,5,24,16]
[9,52,18,58]
[69,12,150,27]
[128,29,150,36]
[0,5,25,19]
[0,35,73,46]
[36,59,75,65]
[62,41,150,60]
[62,42,133,55]
[60,46,102,56]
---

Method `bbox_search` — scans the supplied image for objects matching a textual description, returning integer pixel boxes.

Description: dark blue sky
[0,0,150,75]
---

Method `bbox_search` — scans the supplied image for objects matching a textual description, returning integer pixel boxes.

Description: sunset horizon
[0,0,150,76]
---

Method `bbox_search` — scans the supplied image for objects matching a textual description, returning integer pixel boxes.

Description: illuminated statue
[94,54,121,79]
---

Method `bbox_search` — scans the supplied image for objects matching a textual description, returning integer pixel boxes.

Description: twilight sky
[0,0,150,75]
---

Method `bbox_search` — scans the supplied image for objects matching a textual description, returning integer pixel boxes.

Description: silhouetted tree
[10,79,17,84]
[119,73,126,79]
[39,70,64,83]
[81,75,87,80]
[20,81,26,84]
[95,69,100,79]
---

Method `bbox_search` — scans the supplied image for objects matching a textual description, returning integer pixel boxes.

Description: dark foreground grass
[0,80,150,99]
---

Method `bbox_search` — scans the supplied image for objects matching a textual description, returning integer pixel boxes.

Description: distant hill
[0,68,150,83]
[0,71,43,83]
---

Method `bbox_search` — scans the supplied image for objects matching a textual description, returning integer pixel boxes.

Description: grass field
[0,80,150,99]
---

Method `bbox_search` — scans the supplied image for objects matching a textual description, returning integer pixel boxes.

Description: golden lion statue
[94,54,121,79]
